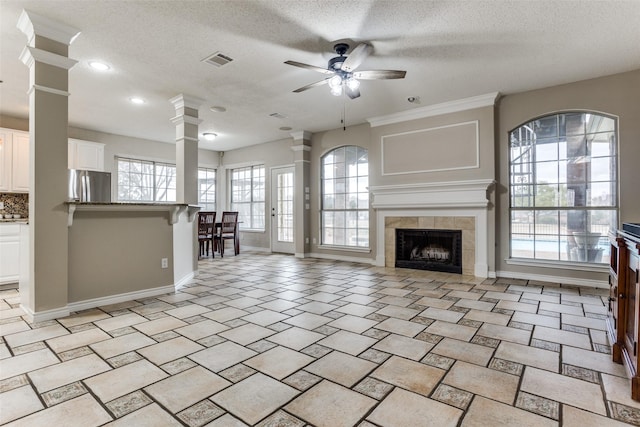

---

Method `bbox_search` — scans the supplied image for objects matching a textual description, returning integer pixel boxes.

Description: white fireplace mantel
[371,179,495,278]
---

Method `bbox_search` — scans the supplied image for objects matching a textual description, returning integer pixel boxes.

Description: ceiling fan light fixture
[203,132,217,141]
[346,77,360,91]
[328,75,343,89]
[330,85,343,97]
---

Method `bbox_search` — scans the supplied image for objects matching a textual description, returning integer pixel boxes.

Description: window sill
[239,229,265,233]
[505,257,608,273]
[318,245,371,254]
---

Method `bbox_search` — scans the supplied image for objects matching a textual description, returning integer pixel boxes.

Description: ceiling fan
[285,42,406,99]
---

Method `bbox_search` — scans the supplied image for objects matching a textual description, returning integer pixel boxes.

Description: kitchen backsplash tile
[0,193,28,218]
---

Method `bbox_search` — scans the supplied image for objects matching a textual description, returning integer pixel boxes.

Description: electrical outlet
[0,202,4,210]
[305,237,309,244]
[161,258,168,269]
[312,238,316,244]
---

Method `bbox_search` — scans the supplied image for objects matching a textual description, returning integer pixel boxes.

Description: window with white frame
[198,168,216,211]
[321,146,369,248]
[117,157,176,202]
[230,165,265,230]
[509,112,617,264]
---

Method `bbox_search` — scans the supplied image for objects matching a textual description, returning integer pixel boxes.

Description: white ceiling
[1,0,639,151]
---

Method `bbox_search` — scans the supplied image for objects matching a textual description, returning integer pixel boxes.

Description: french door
[271,166,295,254]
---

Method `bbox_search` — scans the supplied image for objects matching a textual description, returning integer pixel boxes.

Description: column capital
[290,130,312,142]
[18,9,81,46]
[169,94,206,111]
[170,115,203,126]
[19,46,78,70]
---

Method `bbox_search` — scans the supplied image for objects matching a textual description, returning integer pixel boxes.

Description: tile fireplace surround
[370,179,494,278]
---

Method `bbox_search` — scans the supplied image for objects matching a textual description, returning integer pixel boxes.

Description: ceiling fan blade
[284,60,335,75]
[353,70,406,80]
[345,86,361,99]
[341,43,373,72]
[293,78,330,93]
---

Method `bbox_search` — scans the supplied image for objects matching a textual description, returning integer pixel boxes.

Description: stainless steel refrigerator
[68,169,112,202]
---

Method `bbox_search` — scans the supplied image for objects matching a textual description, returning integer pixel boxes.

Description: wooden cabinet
[608,230,640,400]
[0,128,29,193]
[68,139,105,171]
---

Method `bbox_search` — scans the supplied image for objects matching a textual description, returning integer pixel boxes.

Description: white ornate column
[291,131,312,257]
[18,10,80,321]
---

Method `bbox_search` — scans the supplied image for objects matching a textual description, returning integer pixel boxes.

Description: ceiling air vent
[201,52,233,68]
[269,112,287,119]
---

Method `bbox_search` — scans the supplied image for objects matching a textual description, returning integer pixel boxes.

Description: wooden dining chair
[214,211,239,257]
[197,211,216,258]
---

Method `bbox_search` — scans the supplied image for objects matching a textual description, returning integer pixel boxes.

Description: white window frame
[116,156,176,202]
[198,167,216,211]
[230,165,265,230]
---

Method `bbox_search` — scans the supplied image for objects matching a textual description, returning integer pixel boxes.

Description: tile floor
[1,252,639,426]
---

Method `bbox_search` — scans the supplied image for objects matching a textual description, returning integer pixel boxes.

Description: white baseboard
[20,304,70,323]
[307,252,375,265]
[67,284,177,313]
[495,270,608,289]
[174,272,195,288]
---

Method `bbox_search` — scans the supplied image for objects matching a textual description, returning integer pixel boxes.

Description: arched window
[321,146,369,247]
[509,112,617,264]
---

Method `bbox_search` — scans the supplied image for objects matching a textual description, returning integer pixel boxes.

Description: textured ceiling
[1,0,639,151]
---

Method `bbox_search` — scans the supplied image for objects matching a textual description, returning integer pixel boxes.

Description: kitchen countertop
[0,219,28,224]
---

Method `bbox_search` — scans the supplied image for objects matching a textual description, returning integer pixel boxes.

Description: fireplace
[395,228,463,274]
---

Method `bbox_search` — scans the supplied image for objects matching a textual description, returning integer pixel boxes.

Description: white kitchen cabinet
[68,139,105,171]
[0,224,21,284]
[0,128,29,193]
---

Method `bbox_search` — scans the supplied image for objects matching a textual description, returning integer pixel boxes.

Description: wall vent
[201,52,233,68]
[269,112,288,119]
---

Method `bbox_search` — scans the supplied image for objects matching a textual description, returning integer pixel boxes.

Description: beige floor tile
[539,301,583,316]
[371,355,445,396]
[28,354,111,392]
[144,366,230,412]
[295,301,336,314]
[511,311,559,329]
[520,366,606,415]
[5,324,69,348]
[137,336,205,365]
[157,292,197,303]
[0,385,44,424]
[285,380,376,427]
[563,404,631,427]
[483,291,521,302]
[202,306,249,322]
[433,338,494,366]
[335,303,378,317]
[454,299,496,311]
[257,299,299,312]
[561,313,606,330]
[3,394,112,427]
[373,333,433,360]
[95,313,148,332]
[368,388,462,427]
[602,374,640,410]
[374,305,420,320]
[420,307,464,323]
[212,373,298,425]
[461,395,557,427]
[562,294,604,306]
[266,326,324,350]
[317,330,377,355]
[305,351,376,387]
[377,295,414,307]
[225,296,268,309]
[57,309,112,328]
[175,319,230,340]
[84,360,167,402]
[521,292,559,303]
[477,323,531,345]
[245,346,314,380]
[443,361,519,404]
[447,290,482,300]
[327,314,378,333]
[219,323,276,345]
[0,320,30,336]
[0,307,26,320]
[340,293,379,305]
[205,413,248,426]
[463,309,511,326]
[46,328,111,353]
[164,304,211,319]
[90,331,156,359]
[496,300,538,313]
[283,312,332,330]
[241,310,289,326]
[375,317,426,337]
[495,341,559,372]
[532,325,591,349]
[415,296,455,309]
[104,403,182,426]
[189,341,257,372]
[0,348,59,380]
[132,316,189,336]
[425,320,477,341]
[563,346,626,376]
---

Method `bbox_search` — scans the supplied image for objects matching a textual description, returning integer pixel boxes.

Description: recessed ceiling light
[129,97,145,104]
[203,133,217,141]
[279,126,293,131]
[210,106,226,113]
[89,61,110,71]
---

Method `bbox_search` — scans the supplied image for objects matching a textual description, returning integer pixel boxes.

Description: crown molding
[367,92,501,127]
[169,94,206,111]
[290,130,312,141]
[17,9,81,46]
[19,46,78,70]
[170,115,203,126]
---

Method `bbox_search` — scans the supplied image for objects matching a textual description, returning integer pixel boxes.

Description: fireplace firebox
[395,228,462,273]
